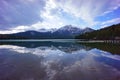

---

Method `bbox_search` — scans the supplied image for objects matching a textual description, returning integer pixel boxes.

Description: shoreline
[0,39,119,43]
[77,40,120,44]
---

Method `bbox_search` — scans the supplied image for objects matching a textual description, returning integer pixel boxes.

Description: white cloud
[100,18,120,28]
[0,26,29,34]
[0,0,120,34]
[0,0,45,30]
[0,0,68,34]
[102,18,120,25]
[53,0,120,24]
[30,0,69,29]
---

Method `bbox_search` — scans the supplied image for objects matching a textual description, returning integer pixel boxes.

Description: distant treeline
[0,34,28,39]
[76,23,120,40]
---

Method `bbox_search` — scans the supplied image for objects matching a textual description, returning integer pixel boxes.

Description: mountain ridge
[0,25,94,39]
[75,23,120,40]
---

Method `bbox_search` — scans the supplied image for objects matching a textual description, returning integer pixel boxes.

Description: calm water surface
[0,40,120,80]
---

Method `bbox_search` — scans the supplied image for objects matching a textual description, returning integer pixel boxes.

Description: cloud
[0,25,30,34]
[100,18,120,28]
[102,0,120,15]
[0,0,45,30]
[102,18,120,25]
[30,0,77,29]
[0,0,120,33]
[53,0,120,23]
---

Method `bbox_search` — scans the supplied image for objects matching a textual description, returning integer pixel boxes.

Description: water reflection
[0,41,120,80]
[79,42,120,54]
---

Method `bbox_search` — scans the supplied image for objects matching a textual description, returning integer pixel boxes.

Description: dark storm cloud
[0,0,46,30]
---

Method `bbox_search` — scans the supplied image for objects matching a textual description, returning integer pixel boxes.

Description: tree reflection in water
[0,41,120,80]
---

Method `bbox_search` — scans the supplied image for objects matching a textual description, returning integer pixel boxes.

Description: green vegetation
[76,23,120,40]
[79,42,120,54]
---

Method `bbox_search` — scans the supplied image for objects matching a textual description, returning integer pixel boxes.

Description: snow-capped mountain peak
[38,28,57,33]
[59,25,80,31]
[38,25,93,34]
[0,25,94,39]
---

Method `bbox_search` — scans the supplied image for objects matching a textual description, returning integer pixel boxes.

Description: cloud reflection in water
[0,42,120,80]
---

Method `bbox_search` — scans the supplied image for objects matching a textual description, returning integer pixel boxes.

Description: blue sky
[0,0,120,34]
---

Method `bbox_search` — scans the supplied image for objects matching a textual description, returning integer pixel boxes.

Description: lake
[0,39,120,80]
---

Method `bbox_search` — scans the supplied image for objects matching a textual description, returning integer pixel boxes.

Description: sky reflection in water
[0,41,120,80]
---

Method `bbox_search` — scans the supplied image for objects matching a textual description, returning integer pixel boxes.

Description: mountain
[39,28,57,33]
[82,27,94,33]
[53,25,94,39]
[0,25,94,39]
[11,30,52,39]
[75,23,120,40]
[57,25,83,34]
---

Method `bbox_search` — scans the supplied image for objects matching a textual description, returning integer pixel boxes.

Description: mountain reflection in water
[0,40,120,80]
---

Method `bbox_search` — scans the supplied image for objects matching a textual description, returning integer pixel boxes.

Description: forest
[76,23,120,40]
